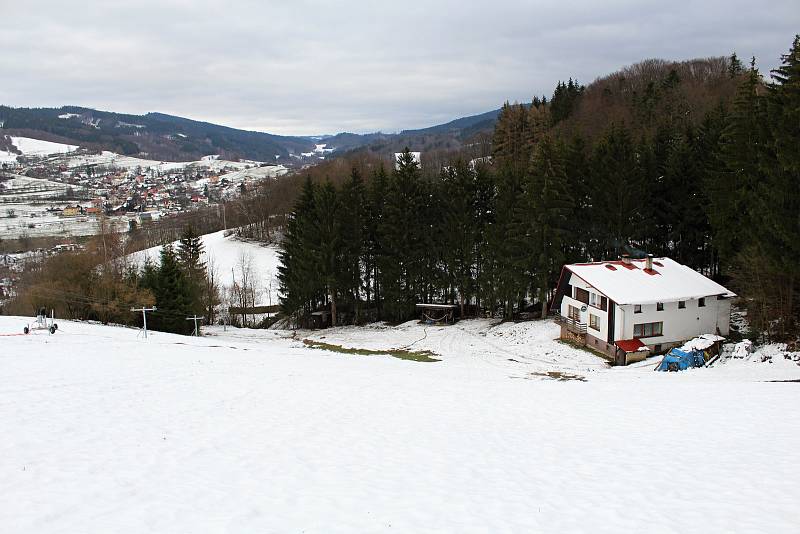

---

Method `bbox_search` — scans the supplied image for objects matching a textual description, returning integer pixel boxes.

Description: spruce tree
[310,180,343,326]
[151,243,194,334]
[177,224,206,314]
[526,137,574,317]
[339,168,367,322]
[278,177,321,321]
[441,161,477,316]
[757,36,800,334]
[706,59,767,266]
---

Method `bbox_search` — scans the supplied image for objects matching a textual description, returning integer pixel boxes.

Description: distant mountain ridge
[0,105,501,163]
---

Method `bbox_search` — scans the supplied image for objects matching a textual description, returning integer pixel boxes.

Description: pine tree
[590,124,648,259]
[441,161,477,316]
[728,52,744,78]
[278,177,322,322]
[339,168,367,322]
[310,180,343,326]
[177,224,206,314]
[706,59,767,266]
[526,137,574,317]
[756,35,800,335]
[364,165,388,313]
[378,149,426,322]
[150,244,194,334]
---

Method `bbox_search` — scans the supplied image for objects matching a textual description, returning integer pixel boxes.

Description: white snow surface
[129,230,282,305]
[566,257,735,305]
[0,315,798,533]
[7,136,79,156]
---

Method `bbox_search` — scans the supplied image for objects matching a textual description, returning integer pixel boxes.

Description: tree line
[4,225,222,335]
[279,37,800,340]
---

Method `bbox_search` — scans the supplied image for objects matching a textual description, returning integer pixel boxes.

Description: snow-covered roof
[565,257,736,305]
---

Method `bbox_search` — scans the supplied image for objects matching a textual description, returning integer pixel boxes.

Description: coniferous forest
[279,37,800,340]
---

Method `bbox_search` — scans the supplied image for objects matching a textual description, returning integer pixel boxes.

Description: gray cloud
[1,1,798,135]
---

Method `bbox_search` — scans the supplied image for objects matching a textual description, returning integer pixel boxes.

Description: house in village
[60,205,83,217]
[551,256,735,365]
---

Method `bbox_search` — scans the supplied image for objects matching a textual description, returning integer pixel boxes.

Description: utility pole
[186,315,203,336]
[131,306,157,338]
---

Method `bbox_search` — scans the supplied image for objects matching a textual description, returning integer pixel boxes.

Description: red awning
[615,338,647,353]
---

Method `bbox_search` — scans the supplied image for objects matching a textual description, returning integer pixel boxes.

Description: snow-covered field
[0,202,127,239]
[1,135,287,180]
[0,136,79,164]
[0,315,798,533]
[63,150,287,177]
[130,230,282,305]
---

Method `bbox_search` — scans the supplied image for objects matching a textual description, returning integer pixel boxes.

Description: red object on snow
[615,338,647,353]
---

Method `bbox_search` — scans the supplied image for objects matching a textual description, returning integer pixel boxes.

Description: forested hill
[0,106,315,162]
[278,38,800,341]
[0,105,503,163]
[318,108,501,155]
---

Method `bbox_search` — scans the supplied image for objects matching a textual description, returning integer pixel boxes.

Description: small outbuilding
[416,303,458,325]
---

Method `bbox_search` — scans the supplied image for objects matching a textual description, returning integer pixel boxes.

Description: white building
[552,256,735,365]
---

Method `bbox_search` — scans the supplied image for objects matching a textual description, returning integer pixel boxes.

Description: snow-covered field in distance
[0,315,797,533]
[0,201,128,239]
[0,136,79,163]
[129,230,282,306]
[1,135,288,179]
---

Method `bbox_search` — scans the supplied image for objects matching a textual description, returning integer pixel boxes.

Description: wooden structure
[416,303,458,325]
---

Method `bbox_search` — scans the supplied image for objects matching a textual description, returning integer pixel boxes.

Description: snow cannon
[24,308,58,335]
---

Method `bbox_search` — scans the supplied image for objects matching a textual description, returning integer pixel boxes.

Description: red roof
[615,338,647,353]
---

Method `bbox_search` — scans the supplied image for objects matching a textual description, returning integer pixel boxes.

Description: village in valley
[1,3,799,533]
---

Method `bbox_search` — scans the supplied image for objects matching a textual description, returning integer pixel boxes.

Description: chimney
[621,254,631,265]
[646,254,653,270]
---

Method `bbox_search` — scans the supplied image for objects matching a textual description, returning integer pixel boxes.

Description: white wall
[560,274,610,340]
[619,297,732,346]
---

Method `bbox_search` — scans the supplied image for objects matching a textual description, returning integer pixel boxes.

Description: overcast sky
[1,1,798,136]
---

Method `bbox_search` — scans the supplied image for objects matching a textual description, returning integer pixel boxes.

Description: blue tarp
[656,348,706,372]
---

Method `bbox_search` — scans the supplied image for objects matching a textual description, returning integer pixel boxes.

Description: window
[634,304,642,314]
[568,305,580,321]
[575,287,589,304]
[590,292,608,311]
[654,344,662,353]
[678,301,686,309]
[698,297,706,307]
[656,302,664,311]
[633,321,663,338]
[589,314,600,331]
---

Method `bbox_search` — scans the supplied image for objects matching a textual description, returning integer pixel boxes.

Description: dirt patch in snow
[302,339,440,362]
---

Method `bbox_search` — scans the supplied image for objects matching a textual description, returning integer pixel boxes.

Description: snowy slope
[0,316,798,533]
[8,136,79,156]
[129,230,282,305]
[64,150,287,176]
[1,136,80,163]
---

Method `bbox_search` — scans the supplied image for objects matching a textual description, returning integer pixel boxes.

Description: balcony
[555,315,587,335]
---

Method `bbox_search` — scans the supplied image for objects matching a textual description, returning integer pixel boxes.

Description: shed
[416,303,458,325]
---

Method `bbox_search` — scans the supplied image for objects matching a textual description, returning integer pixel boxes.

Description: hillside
[553,57,741,140]
[323,108,499,156]
[1,106,503,165]
[1,315,798,532]
[129,229,282,306]
[0,106,315,162]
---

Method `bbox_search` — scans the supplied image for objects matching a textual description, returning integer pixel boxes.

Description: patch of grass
[302,339,440,362]
[529,371,587,382]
